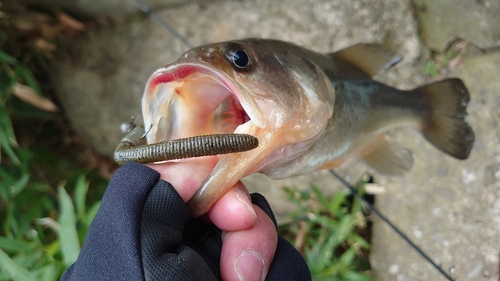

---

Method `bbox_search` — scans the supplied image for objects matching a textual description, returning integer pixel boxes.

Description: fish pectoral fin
[330,44,402,77]
[361,135,414,176]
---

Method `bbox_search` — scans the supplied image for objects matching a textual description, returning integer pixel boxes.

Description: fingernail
[234,251,265,281]
[235,186,257,218]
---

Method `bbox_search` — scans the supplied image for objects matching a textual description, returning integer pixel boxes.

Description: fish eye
[224,44,253,71]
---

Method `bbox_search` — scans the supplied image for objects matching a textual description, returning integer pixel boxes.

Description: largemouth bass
[133,38,474,217]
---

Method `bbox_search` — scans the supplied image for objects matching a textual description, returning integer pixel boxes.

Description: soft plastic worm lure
[114,126,259,165]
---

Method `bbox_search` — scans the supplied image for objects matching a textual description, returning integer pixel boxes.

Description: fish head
[142,38,334,216]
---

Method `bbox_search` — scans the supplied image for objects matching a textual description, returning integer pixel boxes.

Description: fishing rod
[131,0,193,49]
[129,0,455,279]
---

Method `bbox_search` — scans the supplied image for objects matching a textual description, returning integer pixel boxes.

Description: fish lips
[142,61,266,145]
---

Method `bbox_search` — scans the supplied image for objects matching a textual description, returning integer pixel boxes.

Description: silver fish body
[136,39,474,216]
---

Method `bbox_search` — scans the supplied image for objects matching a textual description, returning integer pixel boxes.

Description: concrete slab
[411,0,500,51]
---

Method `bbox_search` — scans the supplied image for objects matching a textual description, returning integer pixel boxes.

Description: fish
[137,38,474,217]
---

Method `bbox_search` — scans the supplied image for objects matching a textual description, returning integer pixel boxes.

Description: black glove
[61,162,310,281]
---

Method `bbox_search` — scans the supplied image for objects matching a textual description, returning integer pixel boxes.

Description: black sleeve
[61,162,310,281]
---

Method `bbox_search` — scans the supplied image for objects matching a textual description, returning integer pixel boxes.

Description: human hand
[61,160,310,281]
[147,157,277,281]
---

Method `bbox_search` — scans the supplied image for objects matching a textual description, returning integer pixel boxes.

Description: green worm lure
[114,125,259,165]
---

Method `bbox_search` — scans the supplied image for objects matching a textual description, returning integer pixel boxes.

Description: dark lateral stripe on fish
[114,133,259,165]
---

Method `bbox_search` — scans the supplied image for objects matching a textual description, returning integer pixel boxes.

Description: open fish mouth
[142,62,266,147]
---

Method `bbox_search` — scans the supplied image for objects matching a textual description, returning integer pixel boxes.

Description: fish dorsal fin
[330,44,402,77]
[361,134,414,176]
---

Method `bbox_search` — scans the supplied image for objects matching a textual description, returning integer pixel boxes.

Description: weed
[0,5,105,280]
[278,182,373,281]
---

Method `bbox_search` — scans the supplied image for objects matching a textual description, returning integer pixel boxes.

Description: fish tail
[415,78,474,159]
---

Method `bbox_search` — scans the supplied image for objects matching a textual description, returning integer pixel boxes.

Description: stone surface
[411,0,500,51]
[48,0,500,280]
[12,0,190,18]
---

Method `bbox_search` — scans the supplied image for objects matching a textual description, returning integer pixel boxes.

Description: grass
[0,4,108,280]
[421,39,468,78]
[279,183,373,280]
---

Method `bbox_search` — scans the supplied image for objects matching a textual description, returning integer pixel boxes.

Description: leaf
[0,104,20,165]
[338,247,357,269]
[0,127,20,165]
[311,186,329,209]
[0,237,37,252]
[5,204,19,237]
[84,201,101,227]
[12,83,58,112]
[0,167,16,199]
[0,103,17,142]
[0,249,37,281]
[328,191,346,213]
[0,50,18,65]
[32,263,58,281]
[305,244,323,274]
[57,185,80,267]
[423,60,438,77]
[16,66,42,96]
[343,270,372,281]
[46,239,60,257]
[350,233,370,250]
[315,233,338,273]
[74,174,89,222]
[35,218,60,233]
[58,13,86,31]
[8,173,30,199]
[336,214,354,243]
[12,250,42,268]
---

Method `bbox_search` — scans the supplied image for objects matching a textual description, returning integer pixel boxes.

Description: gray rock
[51,20,186,156]
[411,0,500,51]
[10,0,193,18]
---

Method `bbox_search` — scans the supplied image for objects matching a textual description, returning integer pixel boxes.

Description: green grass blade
[5,204,19,238]
[16,66,42,96]
[350,233,370,250]
[74,174,89,222]
[0,237,37,252]
[9,173,30,199]
[12,250,42,269]
[0,104,18,143]
[0,249,37,281]
[0,49,17,64]
[338,247,357,269]
[336,214,354,244]
[84,201,101,227]
[0,105,20,165]
[57,185,80,267]
[343,270,372,281]
[33,263,59,281]
[311,186,329,208]
[328,191,346,213]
